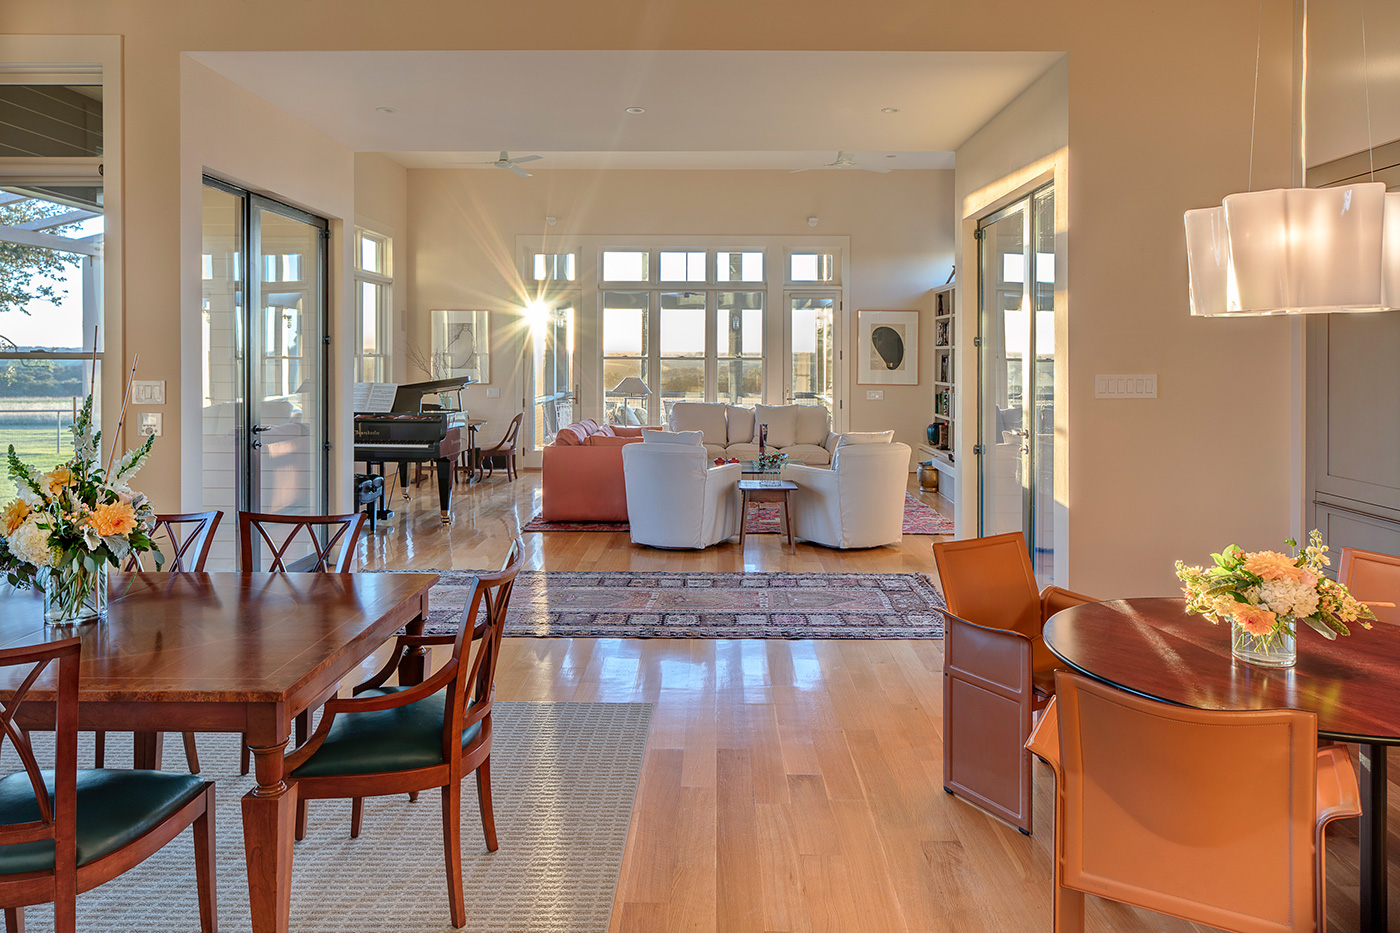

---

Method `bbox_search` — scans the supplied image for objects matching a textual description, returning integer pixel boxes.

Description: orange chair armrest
[1025,696,1062,776]
[944,612,1033,698]
[1039,585,1099,621]
[1315,745,1363,829]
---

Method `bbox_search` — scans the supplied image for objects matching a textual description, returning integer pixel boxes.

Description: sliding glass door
[978,185,1056,583]
[201,178,328,568]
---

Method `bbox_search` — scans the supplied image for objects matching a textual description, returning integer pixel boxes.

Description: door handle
[251,424,274,433]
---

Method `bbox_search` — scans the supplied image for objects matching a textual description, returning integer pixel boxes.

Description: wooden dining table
[0,570,438,933]
[1043,597,1400,933]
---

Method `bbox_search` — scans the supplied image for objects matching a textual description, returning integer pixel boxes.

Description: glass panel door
[786,293,836,409]
[200,183,244,570]
[978,186,1055,583]
[529,300,575,452]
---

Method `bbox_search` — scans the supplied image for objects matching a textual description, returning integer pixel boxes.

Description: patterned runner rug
[406,570,945,639]
[522,491,953,535]
[16,702,652,933]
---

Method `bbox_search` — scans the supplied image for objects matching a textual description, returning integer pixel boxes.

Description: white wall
[406,168,955,462]
[354,152,409,381]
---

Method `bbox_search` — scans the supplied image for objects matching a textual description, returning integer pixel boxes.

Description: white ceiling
[189,50,1064,171]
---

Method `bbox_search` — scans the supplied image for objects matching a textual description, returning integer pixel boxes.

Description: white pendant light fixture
[1184,0,1400,316]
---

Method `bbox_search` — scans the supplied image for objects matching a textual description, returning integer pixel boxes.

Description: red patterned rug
[522,492,952,535]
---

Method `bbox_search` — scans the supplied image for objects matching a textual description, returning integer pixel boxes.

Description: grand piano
[353,377,475,525]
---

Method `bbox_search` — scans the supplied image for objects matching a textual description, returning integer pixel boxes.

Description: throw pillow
[752,404,799,449]
[794,405,831,445]
[670,402,728,445]
[834,431,896,449]
[642,430,704,445]
[725,405,756,445]
[595,424,616,437]
[554,424,588,446]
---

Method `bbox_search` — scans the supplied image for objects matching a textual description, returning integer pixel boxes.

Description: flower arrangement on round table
[1175,530,1375,668]
[0,394,163,624]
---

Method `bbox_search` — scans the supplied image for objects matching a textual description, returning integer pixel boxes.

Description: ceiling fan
[453,151,543,177]
[790,151,890,174]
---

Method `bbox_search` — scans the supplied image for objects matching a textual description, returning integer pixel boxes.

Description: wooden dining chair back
[1338,546,1400,626]
[285,538,525,929]
[109,512,223,773]
[0,637,217,933]
[1027,671,1360,933]
[476,412,523,482]
[932,532,1096,834]
[122,511,223,573]
[238,511,366,573]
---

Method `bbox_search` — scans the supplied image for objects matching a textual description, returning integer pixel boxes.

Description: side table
[737,478,798,551]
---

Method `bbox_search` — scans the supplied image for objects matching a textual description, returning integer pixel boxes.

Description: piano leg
[373,463,394,521]
[398,461,411,500]
[436,458,453,525]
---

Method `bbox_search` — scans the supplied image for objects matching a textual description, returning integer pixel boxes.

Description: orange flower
[87,501,137,537]
[42,466,74,497]
[1242,550,1308,583]
[1232,603,1278,637]
[0,499,29,536]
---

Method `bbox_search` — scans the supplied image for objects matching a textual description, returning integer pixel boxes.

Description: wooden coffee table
[737,478,798,551]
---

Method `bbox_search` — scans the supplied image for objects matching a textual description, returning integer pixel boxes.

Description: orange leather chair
[931,533,1095,834]
[1338,546,1400,626]
[1027,672,1360,933]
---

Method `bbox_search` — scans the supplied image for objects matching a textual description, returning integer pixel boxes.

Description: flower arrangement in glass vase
[0,385,163,625]
[1174,531,1376,668]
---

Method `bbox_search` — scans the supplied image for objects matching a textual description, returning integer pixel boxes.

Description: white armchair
[783,442,912,548]
[621,442,742,549]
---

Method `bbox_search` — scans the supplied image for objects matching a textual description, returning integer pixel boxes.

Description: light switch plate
[1094,374,1158,398]
[486,387,501,399]
[866,390,884,400]
[132,380,165,405]
[137,412,162,436]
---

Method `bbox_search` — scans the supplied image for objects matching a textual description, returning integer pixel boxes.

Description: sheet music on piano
[353,382,400,413]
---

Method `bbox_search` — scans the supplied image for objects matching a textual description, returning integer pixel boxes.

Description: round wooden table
[1043,597,1400,933]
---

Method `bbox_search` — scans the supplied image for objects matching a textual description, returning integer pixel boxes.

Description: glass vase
[1230,621,1296,668]
[39,561,109,625]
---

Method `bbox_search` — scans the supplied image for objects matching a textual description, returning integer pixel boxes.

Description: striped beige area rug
[15,701,653,932]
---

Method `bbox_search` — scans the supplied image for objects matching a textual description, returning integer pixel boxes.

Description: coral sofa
[540,420,648,521]
[668,402,838,466]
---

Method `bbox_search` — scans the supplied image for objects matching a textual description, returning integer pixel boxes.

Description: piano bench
[354,473,387,531]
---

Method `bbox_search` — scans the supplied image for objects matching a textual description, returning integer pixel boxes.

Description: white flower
[8,516,57,568]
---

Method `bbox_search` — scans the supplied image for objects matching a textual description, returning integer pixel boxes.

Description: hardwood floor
[356,471,1390,933]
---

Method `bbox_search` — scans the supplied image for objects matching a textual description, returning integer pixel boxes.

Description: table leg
[739,492,749,548]
[243,739,297,933]
[1360,742,1387,933]
[133,731,163,769]
[397,592,430,686]
[782,491,795,552]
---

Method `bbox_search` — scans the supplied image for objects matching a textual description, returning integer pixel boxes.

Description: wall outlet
[486,387,500,398]
[137,412,163,436]
[132,380,166,405]
[1094,374,1158,398]
[866,389,884,400]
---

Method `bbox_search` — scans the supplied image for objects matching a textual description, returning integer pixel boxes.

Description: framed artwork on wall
[430,309,490,384]
[856,309,918,385]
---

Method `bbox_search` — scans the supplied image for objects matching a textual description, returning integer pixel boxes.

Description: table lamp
[610,376,651,425]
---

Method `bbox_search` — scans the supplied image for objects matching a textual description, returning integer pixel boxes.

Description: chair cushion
[670,402,728,445]
[703,443,729,458]
[726,405,756,445]
[291,688,481,778]
[1030,638,1059,697]
[753,404,799,449]
[782,443,831,466]
[642,430,703,446]
[794,406,831,446]
[0,769,206,875]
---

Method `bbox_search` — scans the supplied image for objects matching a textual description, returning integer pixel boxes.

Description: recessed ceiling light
[886,154,897,159]
[375,107,397,114]
[880,107,900,114]
[625,107,646,114]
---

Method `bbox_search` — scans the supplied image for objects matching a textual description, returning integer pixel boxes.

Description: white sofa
[621,434,742,549]
[668,401,837,466]
[783,440,912,548]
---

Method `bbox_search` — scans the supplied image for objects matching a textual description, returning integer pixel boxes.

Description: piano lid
[391,376,478,412]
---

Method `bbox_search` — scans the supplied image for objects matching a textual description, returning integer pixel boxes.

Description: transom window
[532,252,576,281]
[789,252,836,283]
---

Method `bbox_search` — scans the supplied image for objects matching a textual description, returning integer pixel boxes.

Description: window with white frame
[532,252,576,281]
[354,228,392,382]
[788,251,837,283]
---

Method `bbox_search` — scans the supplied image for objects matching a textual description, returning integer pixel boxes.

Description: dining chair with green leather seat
[932,532,1096,835]
[0,637,217,933]
[1027,671,1360,933]
[99,509,224,774]
[283,538,524,929]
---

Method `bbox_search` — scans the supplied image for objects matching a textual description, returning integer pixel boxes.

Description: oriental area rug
[17,702,653,933]
[408,570,946,639]
[521,492,954,535]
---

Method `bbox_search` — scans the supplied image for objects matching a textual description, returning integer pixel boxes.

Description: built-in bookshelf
[926,283,956,469]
